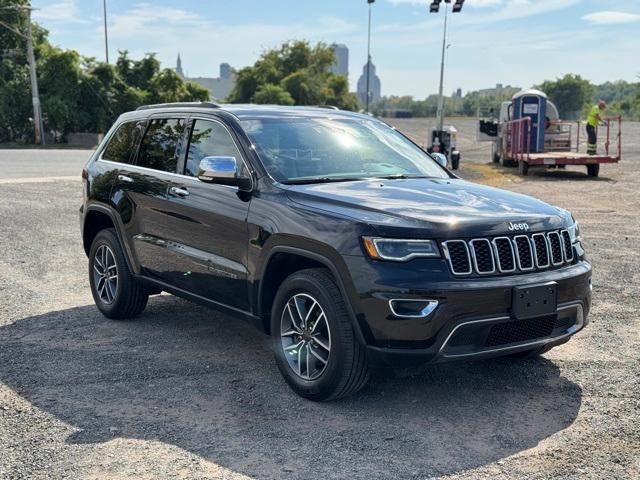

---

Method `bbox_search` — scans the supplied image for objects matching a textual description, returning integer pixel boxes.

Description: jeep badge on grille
[508,221,530,232]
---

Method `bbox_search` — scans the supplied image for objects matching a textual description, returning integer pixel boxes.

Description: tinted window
[185,119,244,177]
[137,118,186,173]
[102,121,145,164]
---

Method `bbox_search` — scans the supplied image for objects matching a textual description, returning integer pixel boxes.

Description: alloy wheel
[93,245,118,305]
[280,293,331,380]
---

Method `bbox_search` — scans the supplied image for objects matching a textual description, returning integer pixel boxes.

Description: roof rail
[136,102,221,111]
[316,105,340,110]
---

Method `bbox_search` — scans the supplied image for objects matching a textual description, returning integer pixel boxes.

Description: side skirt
[136,275,264,332]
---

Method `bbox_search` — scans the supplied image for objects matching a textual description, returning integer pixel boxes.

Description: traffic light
[368,0,375,4]
[429,1,441,13]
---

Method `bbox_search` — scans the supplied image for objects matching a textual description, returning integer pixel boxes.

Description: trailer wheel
[518,160,529,176]
[587,164,600,177]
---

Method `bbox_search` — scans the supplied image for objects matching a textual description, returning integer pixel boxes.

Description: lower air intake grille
[485,315,557,347]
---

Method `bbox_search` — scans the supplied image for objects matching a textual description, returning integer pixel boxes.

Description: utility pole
[103,0,109,63]
[0,4,44,144]
[365,0,374,113]
[435,4,448,132]
[25,7,44,144]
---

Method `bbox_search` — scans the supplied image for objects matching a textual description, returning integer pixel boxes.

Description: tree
[253,84,294,105]
[0,6,210,142]
[228,40,358,110]
[537,74,594,119]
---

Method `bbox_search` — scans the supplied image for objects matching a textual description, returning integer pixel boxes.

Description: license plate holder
[512,282,557,320]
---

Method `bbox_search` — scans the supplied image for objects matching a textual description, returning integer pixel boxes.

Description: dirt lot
[0,119,638,479]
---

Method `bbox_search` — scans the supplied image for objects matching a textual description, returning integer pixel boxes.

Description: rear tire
[89,228,148,320]
[587,164,600,177]
[271,268,369,401]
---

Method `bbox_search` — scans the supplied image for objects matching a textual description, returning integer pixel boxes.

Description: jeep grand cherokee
[80,103,591,400]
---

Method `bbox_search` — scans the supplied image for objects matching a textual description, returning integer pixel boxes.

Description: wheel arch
[83,203,139,274]
[257,245,369,345]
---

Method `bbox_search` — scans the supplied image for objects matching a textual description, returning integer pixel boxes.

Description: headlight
[568,219,580,244]
[362,237,440,261]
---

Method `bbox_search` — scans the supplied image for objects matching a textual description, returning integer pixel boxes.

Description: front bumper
[343,256,592,367]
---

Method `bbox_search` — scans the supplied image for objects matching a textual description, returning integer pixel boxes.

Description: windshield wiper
[371,174,433,180]
[284,177,366,185]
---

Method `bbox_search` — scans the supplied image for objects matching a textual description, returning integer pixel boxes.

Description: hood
[286,178,569,238]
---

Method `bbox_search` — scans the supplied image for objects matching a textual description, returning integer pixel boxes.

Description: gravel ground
[0,119,638,479]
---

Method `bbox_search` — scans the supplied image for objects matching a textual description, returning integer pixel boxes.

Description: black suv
[80,103,592,400]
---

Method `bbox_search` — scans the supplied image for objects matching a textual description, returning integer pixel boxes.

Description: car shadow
[0,296,582,479]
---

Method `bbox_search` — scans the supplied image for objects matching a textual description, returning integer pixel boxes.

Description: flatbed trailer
[503,115,622,176]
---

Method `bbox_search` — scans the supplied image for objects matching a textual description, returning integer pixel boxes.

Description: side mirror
[198,156,251,190]
[432,153,448,168]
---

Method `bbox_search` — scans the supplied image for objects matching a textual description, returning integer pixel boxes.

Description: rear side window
[102,121,145,164]
[185,119,245,177]
[137,118,186,173]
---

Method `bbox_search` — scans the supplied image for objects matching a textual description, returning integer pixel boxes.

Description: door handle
[118,174,134,183]
[170,186,190,197]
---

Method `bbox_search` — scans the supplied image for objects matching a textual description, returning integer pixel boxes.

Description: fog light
[389,299,438,318]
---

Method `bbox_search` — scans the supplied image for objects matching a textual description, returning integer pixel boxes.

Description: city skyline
[32,0,640,99]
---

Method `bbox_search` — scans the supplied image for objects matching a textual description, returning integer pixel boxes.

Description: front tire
[271,268,369,401]
[89,228,148,320]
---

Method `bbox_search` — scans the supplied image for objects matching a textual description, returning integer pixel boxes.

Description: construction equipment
[478,89,621,177]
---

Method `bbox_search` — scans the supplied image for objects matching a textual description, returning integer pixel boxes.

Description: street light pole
[103,0,109,63]
[365,0,374,113]
[435,3,448,132]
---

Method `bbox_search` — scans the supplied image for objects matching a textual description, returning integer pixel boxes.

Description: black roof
[123,102,367,121]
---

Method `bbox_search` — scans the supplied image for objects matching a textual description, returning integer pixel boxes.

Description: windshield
[240,116,449,184]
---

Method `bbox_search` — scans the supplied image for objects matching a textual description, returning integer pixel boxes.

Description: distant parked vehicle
[478,89,621,177]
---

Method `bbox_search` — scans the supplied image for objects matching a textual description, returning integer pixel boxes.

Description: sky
[31,0,640,99]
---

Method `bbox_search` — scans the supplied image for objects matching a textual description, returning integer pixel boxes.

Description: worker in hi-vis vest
[586,100,606,155]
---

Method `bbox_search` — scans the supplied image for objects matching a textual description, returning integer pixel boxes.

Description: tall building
[175,55,237,101]
[176,53,184,78]
[330,43,349,77]
[357,60,381,107]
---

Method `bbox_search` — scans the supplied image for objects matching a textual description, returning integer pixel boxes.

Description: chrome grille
[532,233,550,268]
[561,230,574,262]
[443,229,575,276]
[470,239,495,274]
[493,237,516,272]
[514,235,534,271]
[547,231,563,265]
[442,240,472,275]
